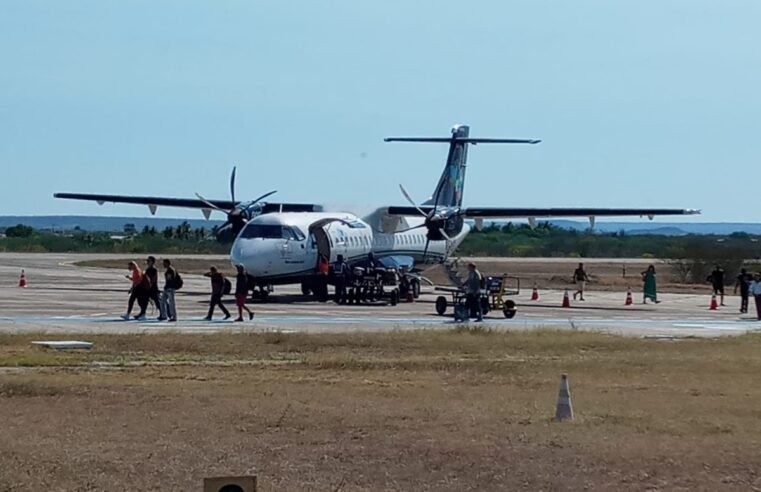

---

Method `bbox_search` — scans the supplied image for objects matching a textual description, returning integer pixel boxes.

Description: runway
[1,253,759,338]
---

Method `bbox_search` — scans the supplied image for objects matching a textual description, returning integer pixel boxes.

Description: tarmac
[1,253,759,338]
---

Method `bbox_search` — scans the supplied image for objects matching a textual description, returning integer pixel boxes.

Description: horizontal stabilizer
[384,137,540,144]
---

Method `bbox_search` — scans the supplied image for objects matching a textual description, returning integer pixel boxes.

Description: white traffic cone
[554,374,574,422]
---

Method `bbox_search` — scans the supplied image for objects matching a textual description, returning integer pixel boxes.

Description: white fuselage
[229,211,470,286]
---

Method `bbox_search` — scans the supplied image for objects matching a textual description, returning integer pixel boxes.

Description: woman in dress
[641,264,660,304]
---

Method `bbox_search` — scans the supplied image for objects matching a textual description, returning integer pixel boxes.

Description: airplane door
[280,238,291,259]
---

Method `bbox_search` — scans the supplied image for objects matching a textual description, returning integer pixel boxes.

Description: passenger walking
[332,254,348,304]
[145,256,163,318]
[203,266,230,321]
[161,259,179,322]
[465,262,484,322]
[234,264,255,322]
[734,268,753,314]
[750,274,761,321]
[572,262,590,301]
[706,265,726,306]
[123,261,149,320]
[641,264,660,304]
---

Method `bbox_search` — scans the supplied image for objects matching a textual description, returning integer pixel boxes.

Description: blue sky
[1,1,758,222]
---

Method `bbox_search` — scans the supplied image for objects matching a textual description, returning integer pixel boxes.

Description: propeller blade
[230,166,237,204]
[399,184,427,217]
[422,237,430,263]
[195,193,228,213]
[249,190,278,205]
[394,223,427,234]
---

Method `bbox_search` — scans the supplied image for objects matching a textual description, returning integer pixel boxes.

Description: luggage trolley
[434,274,520,319]
[346,266,401,306]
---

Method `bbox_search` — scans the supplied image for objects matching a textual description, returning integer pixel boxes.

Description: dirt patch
[2,331,761,490]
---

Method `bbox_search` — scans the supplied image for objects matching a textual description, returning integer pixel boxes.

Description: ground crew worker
[332,254,348,304]
[735,268,753,314]
[366,252,377,271]
[707,265,726,306]
[572,262,589,301]
[749,274,761,321]
[465,262,483,322]
[161,259,178,322]
[203,266,230,321]
[316,254,330,302]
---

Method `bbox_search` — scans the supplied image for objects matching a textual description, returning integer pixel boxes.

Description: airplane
[56,124,699,298]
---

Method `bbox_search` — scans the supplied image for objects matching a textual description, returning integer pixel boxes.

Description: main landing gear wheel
[435,296,448,316]
[389,289,399,306]
[503,300,517,319]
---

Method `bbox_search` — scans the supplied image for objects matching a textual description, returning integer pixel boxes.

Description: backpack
[223,277,232,296]
[173,272,184,291]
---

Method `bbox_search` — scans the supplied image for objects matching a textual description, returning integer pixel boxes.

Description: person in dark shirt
[572,263,590,301]
[144,256,162,319]
[234,264,254,322]
[161,259,178,322]
[707,266,726,306]
[203,266,230,321]
[735,268,753,314]
[332,254,348,304]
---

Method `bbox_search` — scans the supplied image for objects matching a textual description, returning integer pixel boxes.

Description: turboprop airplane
[55,124,699,298]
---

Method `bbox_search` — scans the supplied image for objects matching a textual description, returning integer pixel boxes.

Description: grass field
[2,329,761,491]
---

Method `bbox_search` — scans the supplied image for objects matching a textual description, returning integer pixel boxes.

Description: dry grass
[2,330,761,490]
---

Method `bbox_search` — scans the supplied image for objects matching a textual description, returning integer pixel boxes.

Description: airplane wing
[460,207,701,219]
[387,206,700,219]
[54,193,320,215]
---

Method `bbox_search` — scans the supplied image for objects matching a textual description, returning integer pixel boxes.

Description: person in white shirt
[749,274,761,321]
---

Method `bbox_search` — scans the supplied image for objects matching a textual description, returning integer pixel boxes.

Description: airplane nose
[230,239,245,266]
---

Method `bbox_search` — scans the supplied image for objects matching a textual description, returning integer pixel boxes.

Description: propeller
[197,166,277,237]
[397,184,453,263]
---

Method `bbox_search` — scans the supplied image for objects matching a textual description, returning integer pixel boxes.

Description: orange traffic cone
[625,288,633,306]
[406,290,414,302]
[18,269,27,288]
[709,294,718,310]
[531,284,539,301]
[562,289,571,308]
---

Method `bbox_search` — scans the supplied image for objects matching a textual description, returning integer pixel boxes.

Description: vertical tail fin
[425,125,470,208]
[384,124,540,209]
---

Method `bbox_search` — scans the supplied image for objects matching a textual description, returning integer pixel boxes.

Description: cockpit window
[282,226,305,241]
[241,224,306,240]
[240,224,283,239]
